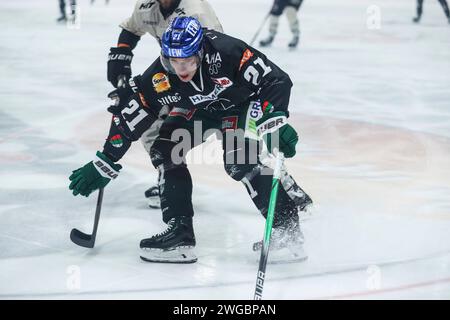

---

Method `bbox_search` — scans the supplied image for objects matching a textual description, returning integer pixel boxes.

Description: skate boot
[253,210,307,263]
[140,216,197,263]
[288,35,299,49]
[259,35,275,47]
[144,185,160,209]
[56,15,67,23]
[281,173,313,218]
[413,16,421,23]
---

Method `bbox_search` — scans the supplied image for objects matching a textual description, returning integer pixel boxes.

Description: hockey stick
[249,12,270,46]
[70,188,104,248]
[254,151,285,300]
[117,74,127,88]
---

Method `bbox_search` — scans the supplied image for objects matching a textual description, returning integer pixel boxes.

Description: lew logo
[158,93,181,106]
[186,20,200,37]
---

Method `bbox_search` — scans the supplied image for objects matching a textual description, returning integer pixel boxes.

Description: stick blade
[70,228,94,248]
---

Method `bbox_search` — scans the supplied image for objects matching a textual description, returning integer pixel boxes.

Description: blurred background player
[106,0,223,208]
[91,0,110,4]
[57,0,76,23]
[260,0,304,49]
[413,0,450,24]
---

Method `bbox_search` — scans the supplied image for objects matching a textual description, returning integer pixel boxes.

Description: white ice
[1,0,450,299]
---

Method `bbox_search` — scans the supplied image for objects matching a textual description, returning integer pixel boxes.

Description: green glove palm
[256,111,298,158]
[69,151,122,197]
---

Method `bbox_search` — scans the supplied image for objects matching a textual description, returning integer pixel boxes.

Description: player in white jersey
[106,0,223,208]
[259,0,303,49]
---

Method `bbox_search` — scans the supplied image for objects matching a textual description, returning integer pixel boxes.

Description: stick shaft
[249,12,270,46]
[254,152,284,300]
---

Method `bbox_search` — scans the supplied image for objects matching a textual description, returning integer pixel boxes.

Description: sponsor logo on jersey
[249,101,262,119]
[221,116,238,132]
[174,8,186,15]
[158,93,182,106]
[189,84,229,105]
[212,77,233,87]
[205,52,222,64]
[112,115,120,126]
[110,134,124,148]
[206,53,222,74]
[139,1,155,10]
[169,107,196,120]
[152,73,171,93]
[239,49,254,70]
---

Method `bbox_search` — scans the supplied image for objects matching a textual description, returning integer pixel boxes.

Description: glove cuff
[110,46,133,55]
[94,151,122,179]
[256,112,288,136]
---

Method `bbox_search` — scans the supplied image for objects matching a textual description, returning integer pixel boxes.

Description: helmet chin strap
[188,64,204,92]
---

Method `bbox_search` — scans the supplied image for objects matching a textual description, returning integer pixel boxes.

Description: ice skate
[288,35,299,49]
[259,35,275,47]
[140,217,197,263]
[56,15,67,23]
[253,212,308,263]
[413,15,421,23]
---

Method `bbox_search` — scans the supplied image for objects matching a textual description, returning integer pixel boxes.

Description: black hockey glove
[107,86,134,114]
[107,47,133,88]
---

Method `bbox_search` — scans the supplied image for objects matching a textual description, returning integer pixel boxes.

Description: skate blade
[257,246,308,264]
[140,246,197,263]
[146,197,161,209]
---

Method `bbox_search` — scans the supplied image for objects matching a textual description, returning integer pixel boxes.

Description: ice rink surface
[0,0,450,299]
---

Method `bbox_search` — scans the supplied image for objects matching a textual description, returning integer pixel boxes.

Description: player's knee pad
[223,142,260,181]
[224,163,259,181]
[269,16,280,34]
[150,138,187,171]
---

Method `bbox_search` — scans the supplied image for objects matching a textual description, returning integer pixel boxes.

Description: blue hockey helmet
[161,16,204,58]
[160,17,204,74]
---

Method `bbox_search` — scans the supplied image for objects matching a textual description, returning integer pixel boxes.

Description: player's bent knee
[224,163,257,181]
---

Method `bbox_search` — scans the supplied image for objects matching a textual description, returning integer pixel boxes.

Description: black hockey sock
[417,0,424,18]
[241,165,300,227]
[158,165,194,223]
[439,0,450,18]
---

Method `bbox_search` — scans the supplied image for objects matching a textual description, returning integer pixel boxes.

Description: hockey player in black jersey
[413,0,450,24]
[107,0,223,209]
[69,17,312,263]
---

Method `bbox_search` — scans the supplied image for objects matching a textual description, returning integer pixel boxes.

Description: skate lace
[151,219,176,239]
